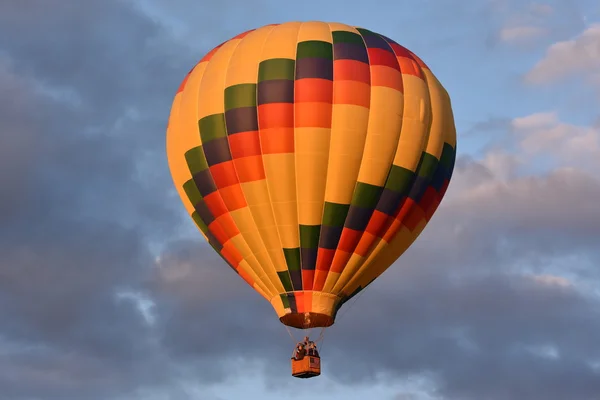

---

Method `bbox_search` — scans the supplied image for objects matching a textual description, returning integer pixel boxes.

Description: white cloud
[525,24,600,84]
[512,112,558,130]
[531,274,573,288]
[115,290,157,326]
[447,112,599,217]
[500,26,548,43]
[431,112,600,278]
[496,3,554,44]
[510,112,600,171]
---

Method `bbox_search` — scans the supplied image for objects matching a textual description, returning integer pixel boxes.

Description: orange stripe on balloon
[334,60,370,84]
[219,184,247,211]
[365,210,390,235]
[387,42,425,79]
[355,231,377,257]
[333,81,370,107]
[370,65,403,91]
[238,268,255,286]
[316,249,335,271]
[302,270,314,291]
[210,161,239,189]
[229,130,262,158]
[397,57,423,78]
[295,79,333,103]
[233,156,266,183]
[368,48,401,71]
[259,127,294,154]
[208,221,229,244]
[215,213,240,240]
[258,103,294,128]
[204,192,229,218]
[337,228,362,253]
[295,291,306,313]
[294,102,332,128]
[330,251,352,274]
[221,244,243,267]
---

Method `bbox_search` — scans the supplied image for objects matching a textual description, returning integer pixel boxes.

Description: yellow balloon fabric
[166,21,456,329]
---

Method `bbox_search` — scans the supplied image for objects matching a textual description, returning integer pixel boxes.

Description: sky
[0,0,599,399]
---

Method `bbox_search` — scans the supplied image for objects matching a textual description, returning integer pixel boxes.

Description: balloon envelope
[166,21,456,329]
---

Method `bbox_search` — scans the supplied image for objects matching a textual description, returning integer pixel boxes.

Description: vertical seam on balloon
[377,49,434,244]
[311,22,336,290]
[312,23,368,292]
[184,58,231,252]
[253,24,296,300]
[344,45,437,295]
[310,22,337,291]
[337,33,409,296]
[220,28,284,298]
[238,25,290,297]
[329,29,405,294]
[209,38,278,297]
[186,57,218,240]
[179,47,269,296]
[337,38,420,297]
[195,39,277,298]
[168,69,212,245]
[292,23,303,291]
[240,25,291,297]
[320,26,373,294]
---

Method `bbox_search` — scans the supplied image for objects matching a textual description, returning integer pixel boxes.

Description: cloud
[491,1,593,50]
[0,0,208,398]
[511,112,600,172]
[491,2,554,46]
[525,23,600,85]
[499,26,548,43]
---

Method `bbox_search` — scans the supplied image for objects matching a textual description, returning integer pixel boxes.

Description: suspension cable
[284,324,297,344]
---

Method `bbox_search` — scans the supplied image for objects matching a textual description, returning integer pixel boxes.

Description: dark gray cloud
[0,1,199,399]
[1,1,600,400]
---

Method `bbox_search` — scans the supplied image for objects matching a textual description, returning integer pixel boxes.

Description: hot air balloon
[166,21,456,378]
